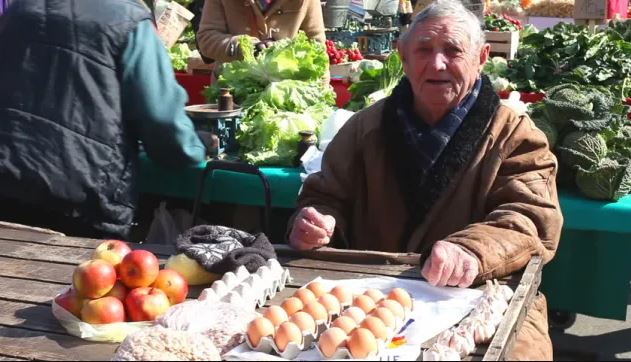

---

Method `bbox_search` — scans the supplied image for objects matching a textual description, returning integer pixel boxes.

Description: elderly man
[287,0,563,359]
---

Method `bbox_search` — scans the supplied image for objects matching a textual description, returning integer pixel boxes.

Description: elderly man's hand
[421,240,479,288]
[289,207,336,251]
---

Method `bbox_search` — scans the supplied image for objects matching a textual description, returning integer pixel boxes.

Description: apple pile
[54,240,189,325]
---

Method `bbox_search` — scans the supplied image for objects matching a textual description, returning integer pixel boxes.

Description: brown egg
[370,307,396,330]
[293,288,317,306]
[377,299,405,320]
[281,297,304,316]
[318,293,341,315]
[274,321,303,352]
[342,306,367,324]
[318,327,348,358]
[263,305,289,327]
[331,315,357,334]
[306,282,329,298]
[289,311,316,335]
[330,285,353,305]
[348,328,378,359]
[360,316,388,341]
[387,288,413,311]
[246,317,275,347]
[353,295,376,314]
[302,301,329,322]
[363,288,385,303]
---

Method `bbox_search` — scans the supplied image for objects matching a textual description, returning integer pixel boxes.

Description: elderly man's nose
[429,52,448,71]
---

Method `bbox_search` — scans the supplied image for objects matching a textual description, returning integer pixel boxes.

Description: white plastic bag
[51,287,153,343]
[145,202,193,245]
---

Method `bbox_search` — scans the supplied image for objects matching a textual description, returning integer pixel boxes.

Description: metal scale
[184,102,241,158]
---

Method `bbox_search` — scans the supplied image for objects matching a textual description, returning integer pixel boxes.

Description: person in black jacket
[0,0,206,239]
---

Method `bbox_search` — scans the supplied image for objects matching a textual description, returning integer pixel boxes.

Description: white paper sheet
[224,276,483,361]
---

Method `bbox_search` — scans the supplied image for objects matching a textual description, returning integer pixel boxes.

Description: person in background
[195,0,325,64]
[287,0,563,359]
[0,0,206,240]
[0,0,6,16]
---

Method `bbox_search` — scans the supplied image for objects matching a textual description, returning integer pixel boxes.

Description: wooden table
[0,222,542,361]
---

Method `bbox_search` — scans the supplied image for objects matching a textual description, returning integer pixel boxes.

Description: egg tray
[315,339,388,360]
[198,259,291,310]
[245,321,327,360]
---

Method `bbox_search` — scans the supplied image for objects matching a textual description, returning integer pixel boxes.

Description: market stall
[0,222,540,360]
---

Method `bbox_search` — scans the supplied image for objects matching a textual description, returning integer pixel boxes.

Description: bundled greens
[345,52,404,111]
[204,32,334,166]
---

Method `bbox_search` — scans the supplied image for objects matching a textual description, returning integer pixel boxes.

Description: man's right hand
[289,207,336,251]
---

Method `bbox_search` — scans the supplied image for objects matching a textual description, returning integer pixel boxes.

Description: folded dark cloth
[176,225,277,274]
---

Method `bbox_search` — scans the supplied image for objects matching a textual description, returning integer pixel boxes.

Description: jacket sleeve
[445,115,563,282]
[196,0,250,63]
[121,20,206,167]
[300,0,326,43]
[286,116,362,248]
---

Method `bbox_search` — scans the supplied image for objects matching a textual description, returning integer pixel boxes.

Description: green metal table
[139,156,631,320]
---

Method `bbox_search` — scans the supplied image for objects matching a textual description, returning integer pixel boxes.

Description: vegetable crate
[484,31,519,60]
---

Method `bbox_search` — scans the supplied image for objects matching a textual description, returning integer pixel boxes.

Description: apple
[54,289,84,318]
[72,259,117,299]
[80,296,126,324]
[125,287,171,322]
[104,281,129,302]
[92,240,131,269]
[119,250,160,289]
[152,269,189,305]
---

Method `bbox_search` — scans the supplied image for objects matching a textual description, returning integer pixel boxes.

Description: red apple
[54,289,84,318]
[72,259,117,299]
[104,281,129,302]
[125,287,171,322]
[92,240,131,269]
[152,269,189,305]
[118,250,160,289]
[80,297,126,324]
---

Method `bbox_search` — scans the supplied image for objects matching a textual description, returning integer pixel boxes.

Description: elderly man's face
[400,17,489,119]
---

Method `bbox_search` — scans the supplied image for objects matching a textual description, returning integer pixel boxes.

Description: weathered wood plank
[0,300,67,335]
[0,326,117,361]
[0,277,62,304]
[279,257,421,279]
[285,266,386,286]
[0,257,75,285]
[274,244,422,266]
[0,355,29,361]
[0,240,93,266]
[483,257,543,361]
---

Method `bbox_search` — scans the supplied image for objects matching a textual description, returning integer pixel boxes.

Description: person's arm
[121,20,206,167]
[300,0,326,43]
[444,114,563,282]
[196,0,258,62]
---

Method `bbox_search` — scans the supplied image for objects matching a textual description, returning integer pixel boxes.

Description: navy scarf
[392,77,482,184]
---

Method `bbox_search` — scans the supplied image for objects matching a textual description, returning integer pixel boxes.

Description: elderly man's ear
[478,43,491,72]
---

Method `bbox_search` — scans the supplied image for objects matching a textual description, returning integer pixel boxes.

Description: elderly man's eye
[446,47,462,56]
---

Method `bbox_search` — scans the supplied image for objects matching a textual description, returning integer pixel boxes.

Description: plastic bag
[51,287,153,343]
[145,202,194,245]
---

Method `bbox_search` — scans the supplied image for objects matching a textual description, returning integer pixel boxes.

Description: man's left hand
[421,240,479,288]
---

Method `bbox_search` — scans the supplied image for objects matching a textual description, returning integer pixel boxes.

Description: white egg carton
[198,259,291,310]
[315,338,388,360]
[246,327,321,360]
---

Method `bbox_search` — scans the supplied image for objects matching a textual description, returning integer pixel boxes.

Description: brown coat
[291,78,563,359]
[196,0,326,63]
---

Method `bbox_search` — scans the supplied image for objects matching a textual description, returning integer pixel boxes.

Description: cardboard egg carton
[315,337,388,360]
[198,259,291,309]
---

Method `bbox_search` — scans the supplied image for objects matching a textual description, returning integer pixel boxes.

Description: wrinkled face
[399,17,489,117]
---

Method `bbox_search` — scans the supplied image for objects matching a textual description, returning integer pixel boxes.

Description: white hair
[400,0,485,51]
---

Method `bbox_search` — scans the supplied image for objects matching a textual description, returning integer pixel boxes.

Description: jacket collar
[382,74,500,252]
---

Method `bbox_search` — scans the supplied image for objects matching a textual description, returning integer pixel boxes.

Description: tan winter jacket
[290,77,563,359]
[196,0,326,63]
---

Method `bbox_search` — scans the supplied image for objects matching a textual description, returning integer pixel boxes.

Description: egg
[360,316,388,341]
[370,307,396,330]
[302,301,329,322]
[342,306,367,324]
[246,317,275,348]
[289,311,317,335]
[377,299,405,320]
[263,305,289,327]
[318,327,348,358]
[363,288,385,303]
[306,281,329,298]
[330,285,353,305]
[293,288,317,306]
[348,328,378,359]
[274,321,303,352]
[318,293,341,315]
[281,297,304,316]
[387,288,413,311]
[353,295,376,314]
[331,315,357,334]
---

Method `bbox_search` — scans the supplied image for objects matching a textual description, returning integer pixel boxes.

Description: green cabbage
[557,131,607,169]
[256,80,336,111]
[576,159,631,201]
